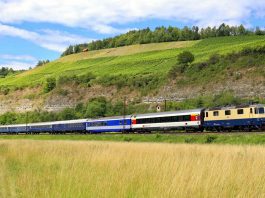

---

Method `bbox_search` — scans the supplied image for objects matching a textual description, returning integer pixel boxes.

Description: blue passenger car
[53,119,87,132]
[0,126,9,133]
[86,116,132,133]
[9,125,27,133]
[0,124,28,134]
[28,123,53,133]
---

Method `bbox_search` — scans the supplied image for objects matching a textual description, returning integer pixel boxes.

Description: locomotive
[0,104,264,134]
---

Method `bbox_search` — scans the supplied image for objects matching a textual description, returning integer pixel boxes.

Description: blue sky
[0,0,265,70]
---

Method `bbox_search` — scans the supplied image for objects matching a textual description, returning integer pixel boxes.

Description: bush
[168,63,188,78]
[0,86,10,95]
[75,72,96,84]
[205,136,217,143]
[85,97,108,118]
[177,51,195,64]
[57,72,96,86]
[209,53,221,64]
[43,77,56,93]
[185,137,195,143]
[57,108,77,120]
[123,137,132,142]
[155,133,161,139]
[195,62,208,70]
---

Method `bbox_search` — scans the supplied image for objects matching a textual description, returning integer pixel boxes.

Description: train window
[259,108,265,114]
[205,112,208,117]
[250,108,253,114]
[136,115,192,124]
[172,116,178,122]
[178,116,183,121]
[225,110,231,115]
[237,109,244,114]
[213,111,219,116]
[184,115,190,121]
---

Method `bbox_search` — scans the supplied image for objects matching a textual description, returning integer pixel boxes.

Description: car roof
[132,109,203,118]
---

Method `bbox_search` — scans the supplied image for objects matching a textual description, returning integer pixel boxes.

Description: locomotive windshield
[259,107,265,114]
[255,107,265,114]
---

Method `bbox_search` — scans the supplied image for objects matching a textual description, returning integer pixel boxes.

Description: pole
[164,99,167,111]
[123,97,126,133]
[26,111,28,134]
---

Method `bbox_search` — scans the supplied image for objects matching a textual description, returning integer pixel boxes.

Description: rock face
[0,77,264,115]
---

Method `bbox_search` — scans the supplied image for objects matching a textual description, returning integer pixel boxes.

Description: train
[0,104,264,134]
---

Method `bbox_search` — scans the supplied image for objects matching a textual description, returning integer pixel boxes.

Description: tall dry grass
[0,140,264,198]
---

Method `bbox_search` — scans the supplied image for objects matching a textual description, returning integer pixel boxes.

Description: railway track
[1,131,265,136]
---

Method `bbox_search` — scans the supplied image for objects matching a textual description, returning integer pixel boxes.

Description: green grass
[2,35,265,87]
[1,133,265,145]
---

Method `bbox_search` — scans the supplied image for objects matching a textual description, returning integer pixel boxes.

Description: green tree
[58,108,77,120]
[238,24,246,35]
[85,97,107,118]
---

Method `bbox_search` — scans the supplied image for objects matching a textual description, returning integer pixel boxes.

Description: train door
[249,107,254,119]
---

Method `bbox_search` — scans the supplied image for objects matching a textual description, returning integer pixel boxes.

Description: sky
[1,0,265,70]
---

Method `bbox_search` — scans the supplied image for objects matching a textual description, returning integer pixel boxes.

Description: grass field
[1,133,265,145]
[0,140,264,197]
[2,35,265,87]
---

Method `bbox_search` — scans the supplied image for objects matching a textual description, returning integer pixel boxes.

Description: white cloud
[0,23,92,52]
[0,54,37,62]
[0,61,33,70]
[91,24,131,34]
[0,54,38,70]
[0,0,265,33]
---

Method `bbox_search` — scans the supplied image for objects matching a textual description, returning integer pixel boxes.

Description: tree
[238,24,246,35]
[58,108,76,120]
[36,60,50,67]
[85,97,107,118]
[60,23,252,57]
[177,51,195,64]
[255,27,265,35]
[217,23,231,36]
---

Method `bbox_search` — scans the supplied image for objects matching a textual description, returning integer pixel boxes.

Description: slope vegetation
[2,35,265,87]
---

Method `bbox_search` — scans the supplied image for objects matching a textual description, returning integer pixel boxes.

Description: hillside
[0,35,265,116]
[1,35,265,87]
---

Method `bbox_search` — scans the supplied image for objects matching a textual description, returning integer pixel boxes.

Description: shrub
[168,65,178,78]
[0,86,10,95]
[85,97,108,118]
[123,137,132,142]
[57,72,96,86]
[185,137,195,143]
[205,136,217,143]
[177,51,195,64]
[155,133,161,139]
[43,77,56,93]
[209,53,221,64]
[57,75,77,85]
[76,72,96,84]
[195,62,208,70]
[57,108,77,120]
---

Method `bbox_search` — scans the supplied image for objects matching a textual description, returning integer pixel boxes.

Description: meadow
[0,140,264,197]
[1,133,265,145]
[1,35,265,87]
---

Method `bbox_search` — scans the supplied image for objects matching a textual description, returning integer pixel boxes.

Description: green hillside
[2,35,265,87]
